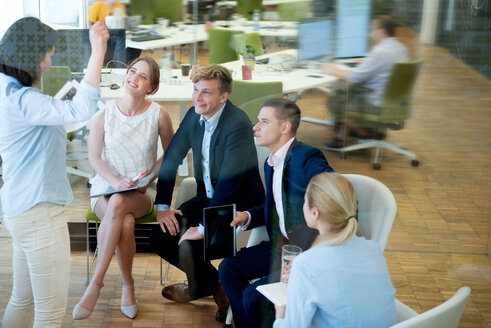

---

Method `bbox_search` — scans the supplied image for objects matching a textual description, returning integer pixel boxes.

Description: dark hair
[192,64,233,94]
[127,56,160,95]
[262,98,301,136]
[374,15,396,37]
[0,17,57,86]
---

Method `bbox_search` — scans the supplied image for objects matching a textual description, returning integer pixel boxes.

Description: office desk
[126,21,297,50]
[99,50,337,112]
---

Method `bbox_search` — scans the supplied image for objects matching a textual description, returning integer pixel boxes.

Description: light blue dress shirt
[273,236,396,328]
[157,104,225,237]
[348,37,409,106]
[0,74,100,218]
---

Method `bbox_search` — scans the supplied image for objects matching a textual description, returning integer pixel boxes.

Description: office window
[0,2,23,35]
[40,0,81,28]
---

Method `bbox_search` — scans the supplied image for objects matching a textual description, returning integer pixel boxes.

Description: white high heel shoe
[121,280,138,319]
[73,279,104,320]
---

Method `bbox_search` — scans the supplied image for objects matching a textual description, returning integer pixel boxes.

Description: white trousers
[2,202,70,328]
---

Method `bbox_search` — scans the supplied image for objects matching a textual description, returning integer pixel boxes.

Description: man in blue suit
[218,98,334,328]
[150,65,264,322]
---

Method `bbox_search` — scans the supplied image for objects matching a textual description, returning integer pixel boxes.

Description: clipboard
[89,173,154,198]
[203,204,236,261]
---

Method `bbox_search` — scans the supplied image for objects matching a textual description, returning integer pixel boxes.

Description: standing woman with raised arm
[73,56,174,320]
[0,18,108,327]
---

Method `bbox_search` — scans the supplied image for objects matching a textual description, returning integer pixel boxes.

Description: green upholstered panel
[277,2,312,21]
[41,66,72,97]
[236,0,262,19]
[229,80,283,123]
[130,0,183,24]
[208,28,244,64]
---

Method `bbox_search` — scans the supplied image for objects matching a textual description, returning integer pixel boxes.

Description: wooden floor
[0,27,490,327]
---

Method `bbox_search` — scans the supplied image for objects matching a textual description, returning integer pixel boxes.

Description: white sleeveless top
[89,100,160,205]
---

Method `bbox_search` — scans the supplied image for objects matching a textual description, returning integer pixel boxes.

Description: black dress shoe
[213,283,229,323]
[161,283,192,303]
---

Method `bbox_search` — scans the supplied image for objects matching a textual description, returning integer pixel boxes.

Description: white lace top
[89,100,160,202]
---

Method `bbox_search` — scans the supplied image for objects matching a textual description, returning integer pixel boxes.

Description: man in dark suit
[149,65,264,322]
[218,98,334,328]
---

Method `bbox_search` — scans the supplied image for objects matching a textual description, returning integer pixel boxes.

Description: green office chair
[232,32,264,58]
[236,0,262,19]
[130,0,183,23]
[208,28,244,64]
[229,80,283,123]
[327,59,424,170]
[85,205,166,286]
[277,2,312,21]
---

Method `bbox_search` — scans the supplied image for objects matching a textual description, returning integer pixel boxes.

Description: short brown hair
[126,56,160,95]
[192,64,232,94]
[262,98,301,136]
[374,15,396,37]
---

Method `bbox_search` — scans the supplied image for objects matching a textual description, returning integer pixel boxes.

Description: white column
[420,0,440,44]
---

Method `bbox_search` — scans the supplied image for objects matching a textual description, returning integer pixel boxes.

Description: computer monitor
[298,18,335,62]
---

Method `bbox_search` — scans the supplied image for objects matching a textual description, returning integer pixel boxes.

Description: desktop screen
[298,18,334,61]
[335,0,370,58]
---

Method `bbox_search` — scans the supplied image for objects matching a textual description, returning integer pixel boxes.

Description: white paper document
[256,282,288,306]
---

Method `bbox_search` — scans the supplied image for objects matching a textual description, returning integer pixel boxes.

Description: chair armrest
[395,299,418,323]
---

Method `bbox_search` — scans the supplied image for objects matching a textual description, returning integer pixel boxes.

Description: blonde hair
[306,173,358,246]
[192,64,232,94]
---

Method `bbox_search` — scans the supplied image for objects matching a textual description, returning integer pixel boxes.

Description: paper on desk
[256,282,288,306]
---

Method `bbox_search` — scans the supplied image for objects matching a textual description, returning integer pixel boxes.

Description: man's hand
[275,304,286,320]
[178,226,204,245]
[230,211,249,227]
[157,210,183,236]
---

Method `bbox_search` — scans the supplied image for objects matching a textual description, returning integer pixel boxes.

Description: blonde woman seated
[274,173,396,328]
[73,56,174,320]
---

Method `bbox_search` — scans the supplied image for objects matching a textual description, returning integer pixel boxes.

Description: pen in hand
[131,170,148,182]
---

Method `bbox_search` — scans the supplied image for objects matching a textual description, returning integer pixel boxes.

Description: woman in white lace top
[73,56,174,320]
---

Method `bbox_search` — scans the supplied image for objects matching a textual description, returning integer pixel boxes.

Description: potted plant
[240,44,257,70]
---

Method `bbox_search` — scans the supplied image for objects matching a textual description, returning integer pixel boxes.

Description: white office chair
[391,286,471,328]
[343,174,397,250]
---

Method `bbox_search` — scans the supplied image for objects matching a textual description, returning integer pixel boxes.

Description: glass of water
[281,244,302,283]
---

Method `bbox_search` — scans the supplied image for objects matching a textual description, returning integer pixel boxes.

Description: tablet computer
[203,204,236,261]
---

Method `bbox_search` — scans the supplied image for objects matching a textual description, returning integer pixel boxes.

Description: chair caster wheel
[86,180,91,188]
[411,159,419,167]
[373,163,381,170]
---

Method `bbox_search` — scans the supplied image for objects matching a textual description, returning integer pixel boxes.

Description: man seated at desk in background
[149,64,265,323]
[218,98,334,328]
[89,0,141,65]
[322,15,409,149]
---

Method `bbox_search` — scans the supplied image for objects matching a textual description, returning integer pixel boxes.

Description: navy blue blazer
[247,139,334,251]
[155,100,265,214]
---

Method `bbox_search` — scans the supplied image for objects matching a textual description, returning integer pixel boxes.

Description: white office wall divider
[0,1,23,34]
[420,0,440,44]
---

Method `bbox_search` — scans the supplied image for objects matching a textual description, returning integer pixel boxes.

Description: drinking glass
[281,244,302,283]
